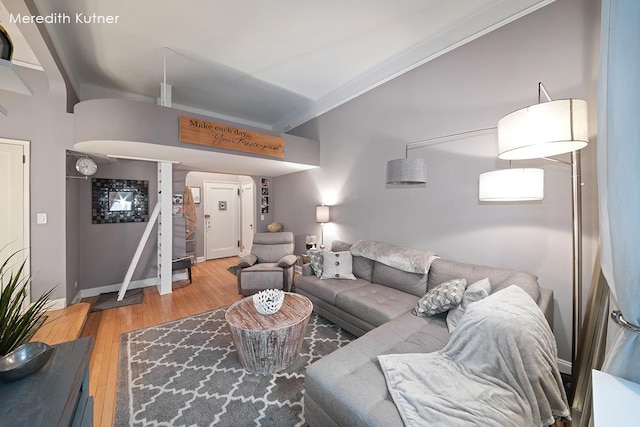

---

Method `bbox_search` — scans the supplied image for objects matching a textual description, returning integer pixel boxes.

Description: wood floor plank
[79,257,242,427]
[30,302,90,345]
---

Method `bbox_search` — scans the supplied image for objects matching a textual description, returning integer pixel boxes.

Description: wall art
[92,179,149,223]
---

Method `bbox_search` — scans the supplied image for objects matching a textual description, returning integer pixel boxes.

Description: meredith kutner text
[9,13,120,24]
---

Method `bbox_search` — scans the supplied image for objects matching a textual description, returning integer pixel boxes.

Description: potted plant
[0,250,53,356]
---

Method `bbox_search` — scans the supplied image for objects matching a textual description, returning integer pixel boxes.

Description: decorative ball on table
[267,222,283,232]
[253,289,285,315]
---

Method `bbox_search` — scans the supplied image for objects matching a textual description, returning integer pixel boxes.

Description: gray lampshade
[386,158,427,184]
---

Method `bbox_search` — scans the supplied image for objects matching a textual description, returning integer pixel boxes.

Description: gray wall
[65,158,80,305]
[75,159,158,291]
[0,57,73,302]
[276,0,601,363]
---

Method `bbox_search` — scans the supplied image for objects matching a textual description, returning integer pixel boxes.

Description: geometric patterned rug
[115,307,355,426]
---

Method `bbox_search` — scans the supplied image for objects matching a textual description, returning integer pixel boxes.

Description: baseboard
[197,256,206,263]
[71,272,187,304]
[46,297,67,311]
[558,358,572,375]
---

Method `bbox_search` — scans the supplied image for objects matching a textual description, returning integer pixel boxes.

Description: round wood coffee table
[225,292,313,375]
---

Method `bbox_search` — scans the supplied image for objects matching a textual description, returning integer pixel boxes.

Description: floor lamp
[483,82,589,368]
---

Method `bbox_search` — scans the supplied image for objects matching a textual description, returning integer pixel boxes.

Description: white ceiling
[19,0,555,133]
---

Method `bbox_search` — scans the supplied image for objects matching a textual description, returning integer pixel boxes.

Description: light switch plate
[37,213,47,224]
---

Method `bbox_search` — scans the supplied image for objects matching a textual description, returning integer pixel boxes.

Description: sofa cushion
[446,277,491,333]
[413,278,466,317]
[295,275,369,305]
[429,258,540,303]
[321,250,356,280]
[331,240,352,252]
[304,312,449,427]
[372,263,428,297]
[336,284,419,327]
[238,263,285,291]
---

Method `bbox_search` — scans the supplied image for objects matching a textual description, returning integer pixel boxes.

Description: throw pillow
[307,249,323,278]
[413,278,467,317]
[446,278,492,333]
[320,250,357,280]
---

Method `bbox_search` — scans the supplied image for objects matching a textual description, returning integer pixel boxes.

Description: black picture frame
[92,179,149,223]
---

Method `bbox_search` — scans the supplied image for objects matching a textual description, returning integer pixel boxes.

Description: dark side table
[0,336,94,426]
[172,256,193,283]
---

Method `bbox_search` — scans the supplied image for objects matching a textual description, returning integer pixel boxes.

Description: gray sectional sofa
[295,240,555,427]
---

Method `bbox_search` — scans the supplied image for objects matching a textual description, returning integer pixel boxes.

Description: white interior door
[241,182,255,256]
[0,139,29,293]
[204,182,240,260]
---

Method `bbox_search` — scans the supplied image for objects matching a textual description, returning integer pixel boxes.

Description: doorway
[204,182,240,260]
[0,139,30,293]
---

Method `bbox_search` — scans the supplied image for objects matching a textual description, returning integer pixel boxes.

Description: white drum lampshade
[316,205,330,223]
[478,168,544,201]
[498,99,588,160]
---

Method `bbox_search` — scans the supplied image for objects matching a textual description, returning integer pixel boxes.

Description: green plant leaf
[0,249,53,356]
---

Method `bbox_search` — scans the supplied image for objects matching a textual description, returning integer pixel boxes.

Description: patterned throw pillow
[413,278,467,317]
[446,278,492,333]
[307,249,323,278]
[320,250,357,280]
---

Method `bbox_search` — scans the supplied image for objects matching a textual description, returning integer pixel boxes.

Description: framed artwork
[261,178,270,213]
[191,187,200,204]
[92,179,149,223]
[173,194,184,216]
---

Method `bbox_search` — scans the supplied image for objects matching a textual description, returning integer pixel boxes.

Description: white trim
[46,297,67,311]
[71,272,187,304]
[0,138,30,305]
[157,162,173,295]
[557,358,572,375]
[197,256,206,263]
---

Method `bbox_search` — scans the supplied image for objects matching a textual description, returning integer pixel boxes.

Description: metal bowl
[0,342,55,382]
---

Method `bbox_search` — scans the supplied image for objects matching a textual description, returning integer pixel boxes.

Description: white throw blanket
[349,240,438,274]
[379,286,570,427]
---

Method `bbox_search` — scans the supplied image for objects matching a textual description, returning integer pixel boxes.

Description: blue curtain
[598,0,640,382]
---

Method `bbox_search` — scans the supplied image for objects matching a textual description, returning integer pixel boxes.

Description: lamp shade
[478,168,544,201]
[498,99,588,160]
[316,205,330,223]
[386,158,427,184]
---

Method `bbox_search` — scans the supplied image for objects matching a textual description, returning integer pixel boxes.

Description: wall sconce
[478,168,544,201]
[316,205,330,249]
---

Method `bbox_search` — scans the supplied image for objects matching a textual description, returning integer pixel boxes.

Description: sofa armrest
[237,254,257,268]
[538,287,554,329]
[301,263,314,276]
[277,254,298,268]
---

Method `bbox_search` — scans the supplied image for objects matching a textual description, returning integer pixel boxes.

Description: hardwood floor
[79,257,243,427]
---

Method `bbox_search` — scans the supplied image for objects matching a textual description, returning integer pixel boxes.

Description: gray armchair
[236,232,297,296]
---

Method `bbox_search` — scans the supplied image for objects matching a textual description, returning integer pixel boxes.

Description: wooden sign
[179,116,285,158]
